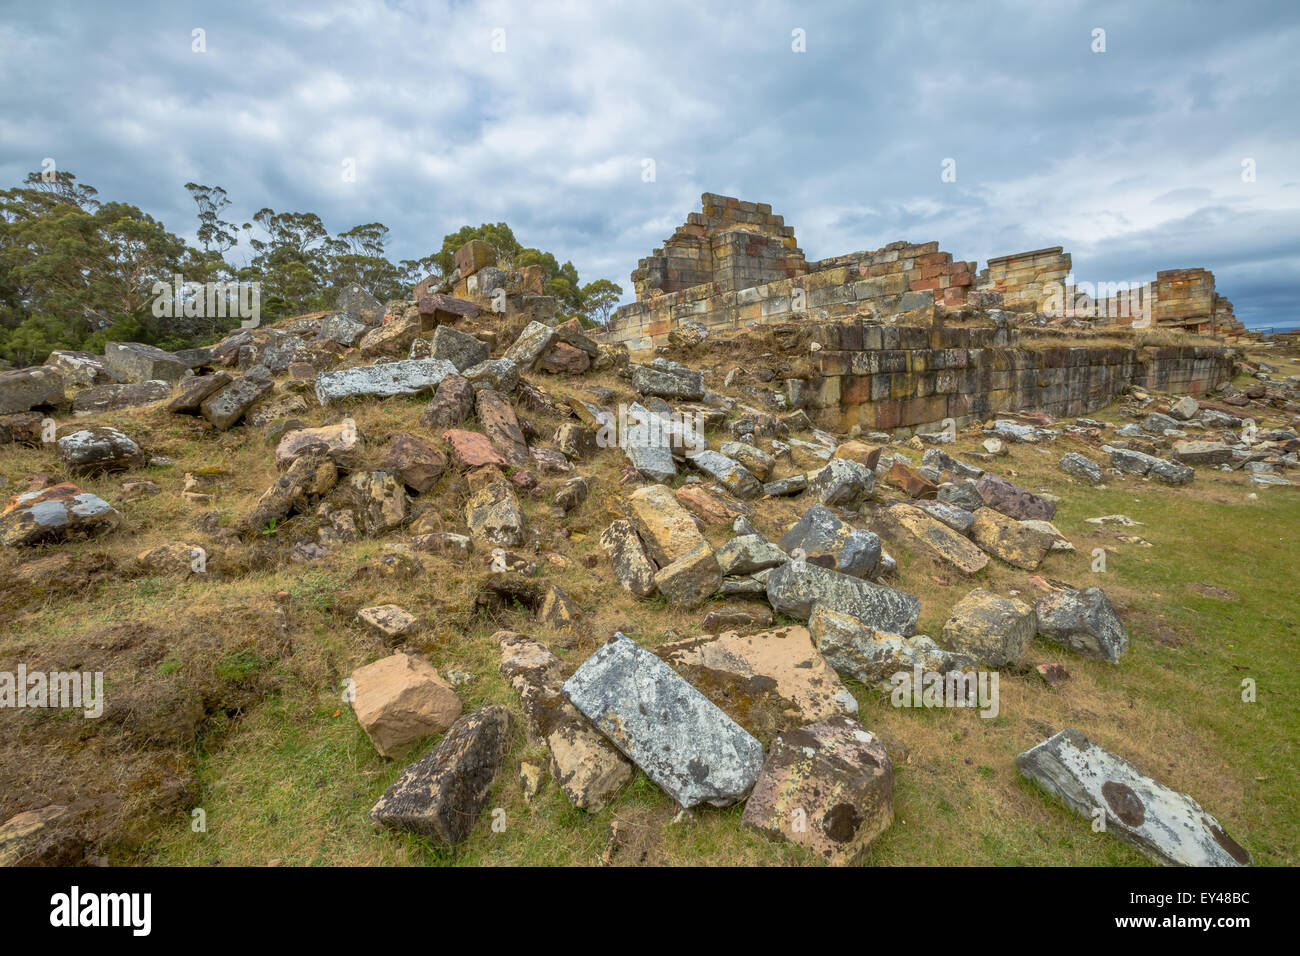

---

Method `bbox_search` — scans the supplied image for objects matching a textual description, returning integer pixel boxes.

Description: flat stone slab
[1015,728,1250,867]
[315,359,457,404]
[658,625,857,741]
[562,633,765,808]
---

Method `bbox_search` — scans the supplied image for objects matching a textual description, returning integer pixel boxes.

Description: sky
[2,0,1298,328]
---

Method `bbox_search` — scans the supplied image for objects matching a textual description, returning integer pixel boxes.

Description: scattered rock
[562,633,765,808]
[741,716,893,865]
[351,652,461,757]
[1034,587,1129,663]
[369,705,511,845]
[939,588,1037,667]
[1015,728,1250,866]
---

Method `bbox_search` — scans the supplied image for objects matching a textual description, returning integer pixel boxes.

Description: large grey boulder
[806,457,875,507]
[778,504,881,578]
[502,321,557,368]
[937,481,984,512]
[104,342,188,384]
[687,450,762,500]
[1172,440,1232,466]
[630,360,705,400]
[1015,729,1250,866]
[620,402,676,481]
[73,380,172,414]
[1104,446,1194,485]
[599,519,658,598]
[810,606,973,688]
[0,366,65,414]
[1034,587,1129,663]
[432,325,490,372]
[369,706,511,846]
[1141,411,1182,434]
[922,448,983,479]
[200,366,274,429]
[318,312,368,346]
[56,426,146,473]
[338,284,385,326]
[715,534,788,577]
[1058,452,1104,483]
[314,359,457,405]
[562,633,765,808]
[462,358,520,393]
[766,560,920,636]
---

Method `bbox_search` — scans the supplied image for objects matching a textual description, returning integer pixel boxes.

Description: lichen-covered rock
[658,625,857,741]
[0,366,66,415]
[806,457,874,507]
[475,388,528,466]
[715,533,788,576]
[357,605,420,640]
[431,325,490,372]
[275,422,364,471]
[600,519,658,598]
[939,588,1037,667]
[70,380,173,415]
[562,633,765,808]
[625,483,707,567]
[975,473,1057,521]
[1034,586,1130,663]
[766,560,921,636]
[56,426,146,473]
[970,507,1052,570]
[630,361,705,400]
[687,450,762,500]
[1015,729,1250,866]
[462,358,520,394]
[465,477,526,547]
[741,716,894,865]
[719,442,775,481]
[497,632,634,812]
[369,705,511,845]
[245,452,335,531]
[503,321,558,368]
[652,542,722,608]
[884,503,988,575]
[419,373,476,431]
[164,372,232,413]
[383,433,448,494]
[315,359,457,405]
[201,366,274,429]
[810,605,974,688]
[778,504,881,579]
[1172,440,1232,466]
[318,312,368,346]
[921,447,983,479]
[1058,452,1105,483]
[350,652,462,757]
[1105,446,1195,485]
[341,470,408,534]
[0,483,121,547]
[620,402,676,481]
[104,341,187,384]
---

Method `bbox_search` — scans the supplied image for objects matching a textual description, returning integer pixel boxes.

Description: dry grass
[0,344,1294,866]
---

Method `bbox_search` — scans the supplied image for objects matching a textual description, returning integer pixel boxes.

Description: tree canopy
[0,171,623,365]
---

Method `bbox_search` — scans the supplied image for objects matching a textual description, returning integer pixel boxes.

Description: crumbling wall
[976,247,1072,312]
[785,322,1234,434]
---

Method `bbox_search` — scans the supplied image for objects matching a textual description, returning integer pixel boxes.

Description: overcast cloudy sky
[2,0,1297,328]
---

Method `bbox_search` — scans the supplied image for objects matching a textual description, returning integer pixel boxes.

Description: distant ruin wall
[785,322,1235,434]
[608,193,1243,352]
